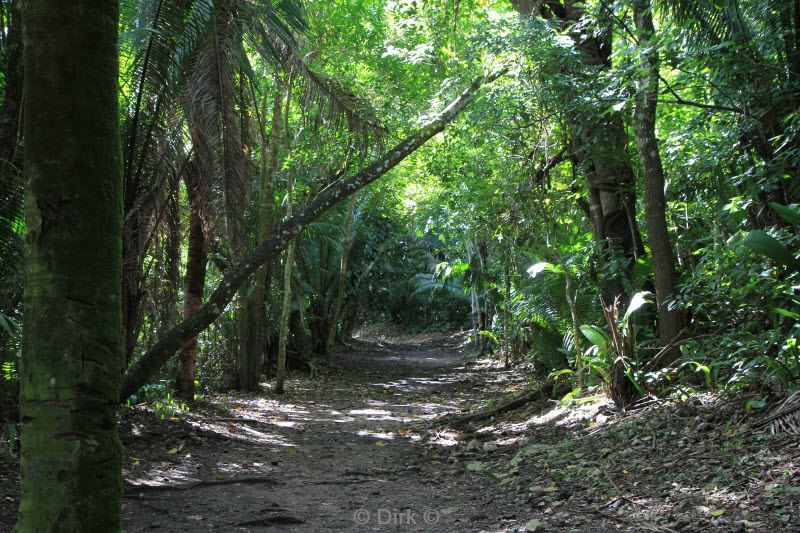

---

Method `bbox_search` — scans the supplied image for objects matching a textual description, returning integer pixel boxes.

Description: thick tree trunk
[275,175,295,394]
[325,194,358,356]
[512,1,643,406]
[18,1,123,529]
[514,1,644,300]
[633,0,684,362]
[175,161,209,399]
[241,80,285,390]
[119,71,503,402]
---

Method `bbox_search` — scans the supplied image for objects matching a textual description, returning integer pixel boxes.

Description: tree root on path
[124,476,278,494]
[445,381,565,427]
[236,515,305,526]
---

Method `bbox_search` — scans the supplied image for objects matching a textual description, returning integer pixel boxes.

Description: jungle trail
[0,0,799,531]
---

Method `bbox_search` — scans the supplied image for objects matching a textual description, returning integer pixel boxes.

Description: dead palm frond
[755,391,800,435]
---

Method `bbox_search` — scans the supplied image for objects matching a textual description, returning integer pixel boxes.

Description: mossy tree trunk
[18,1,124,530]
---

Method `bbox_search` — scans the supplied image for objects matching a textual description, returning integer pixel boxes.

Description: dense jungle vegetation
[0,0,799,530]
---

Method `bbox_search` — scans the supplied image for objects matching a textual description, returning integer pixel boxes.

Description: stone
[525,519,547,532]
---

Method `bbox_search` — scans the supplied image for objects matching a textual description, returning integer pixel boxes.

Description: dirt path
[121,333,521,532]
[3,332,798,531]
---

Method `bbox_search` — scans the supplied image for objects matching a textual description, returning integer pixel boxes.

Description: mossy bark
[18,1,123,530]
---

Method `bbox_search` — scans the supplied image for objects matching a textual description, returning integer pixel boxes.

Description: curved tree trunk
[633,0,684,362]
[175,161,209,399]
[18,1,124,529]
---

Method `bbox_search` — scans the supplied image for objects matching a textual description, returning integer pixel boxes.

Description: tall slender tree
[18,0,124,529]
[325,194,358,356]
[632,0,684,359]
[174,159,209,399]
[241,78,286,389]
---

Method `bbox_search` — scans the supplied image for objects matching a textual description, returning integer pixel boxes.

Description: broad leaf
[742,230,800,272]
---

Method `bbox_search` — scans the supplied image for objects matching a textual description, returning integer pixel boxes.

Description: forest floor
[1,332,799,531]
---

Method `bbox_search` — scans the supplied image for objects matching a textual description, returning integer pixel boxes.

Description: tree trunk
[290,306,310,365]
[325,194,358,356]
[511,1,644,406]
[18,1,123,529]
[512,1,644,300]
[275,175,295,394]
[241,79,285,389]
[175,161,209,399]
[563,267,584,389]
[119,71,503,402]
[633,0,684,362]
[503,255,511,369]
[0,0,22,177]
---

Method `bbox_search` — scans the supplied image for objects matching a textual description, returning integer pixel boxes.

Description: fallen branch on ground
[445,381,566,427]
[124,475,278,494]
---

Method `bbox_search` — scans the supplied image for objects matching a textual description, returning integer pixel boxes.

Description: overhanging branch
[120,69,506,402]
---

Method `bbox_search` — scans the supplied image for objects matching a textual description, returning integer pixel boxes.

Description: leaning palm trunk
[18,1,124,529]
[275,175,295,394]
[325,193,358,356]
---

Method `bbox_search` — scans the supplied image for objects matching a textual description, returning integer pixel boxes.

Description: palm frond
[657,0,749,47]
[755,391,800,435]
[246,21,386,143]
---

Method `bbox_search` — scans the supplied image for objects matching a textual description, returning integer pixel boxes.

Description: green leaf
[773,307,800,319]
[0,314,17,337]
[580,325,610,352]
[742,230,800,271]
[478,329,498,343]
[769,202,800,227]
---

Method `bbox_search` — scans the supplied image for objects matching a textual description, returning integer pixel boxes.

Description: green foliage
[125,380,190,419]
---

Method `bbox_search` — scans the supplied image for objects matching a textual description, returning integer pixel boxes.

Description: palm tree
[18,1,124,528]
